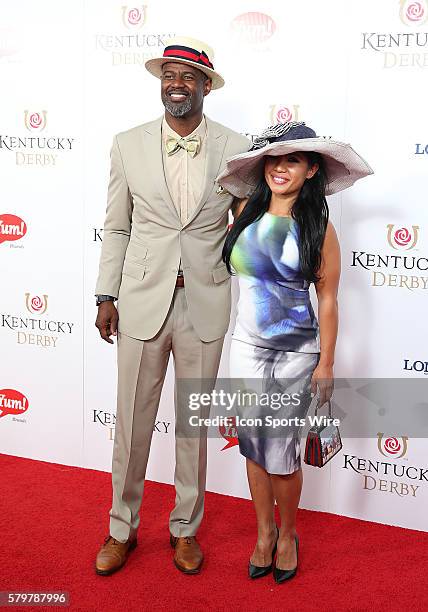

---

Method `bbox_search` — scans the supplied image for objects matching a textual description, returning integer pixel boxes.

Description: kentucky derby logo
[377,433,408,458]
[0,389,29,419]
[219,417,239,451]
[230,12,276,44]
[121,5,147,29]
[25,293,48,315]
[0,214,27,245]
[269,105,300,124]
[399,0,428,26]
[386,224,419,250]
[24,110,47,132]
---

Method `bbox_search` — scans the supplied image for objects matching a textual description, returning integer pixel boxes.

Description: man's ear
[203,78,213,97]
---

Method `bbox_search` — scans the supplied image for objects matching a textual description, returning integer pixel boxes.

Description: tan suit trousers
[109,287,224,541]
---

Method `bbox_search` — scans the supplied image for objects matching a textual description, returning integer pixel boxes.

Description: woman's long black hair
[222,152,329,284]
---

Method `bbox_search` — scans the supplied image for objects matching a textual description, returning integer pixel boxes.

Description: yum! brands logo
[121,6,147,29]
[342,435,427,498]
[230,12,276,46]
[0,389,29,421]
[0,214,27,248]
[361,0,428,68]
[350,222,428,291]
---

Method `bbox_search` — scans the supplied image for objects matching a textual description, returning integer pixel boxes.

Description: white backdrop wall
[1,0,427,531]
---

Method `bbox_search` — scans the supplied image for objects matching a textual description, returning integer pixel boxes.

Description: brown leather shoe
[170,534,203,574]
[95,535,137,576]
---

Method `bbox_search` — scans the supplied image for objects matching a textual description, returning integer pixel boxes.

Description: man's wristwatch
[95,295,116,306]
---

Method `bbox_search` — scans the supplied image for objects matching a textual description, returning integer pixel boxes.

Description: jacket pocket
[122,261,146,281]
[212,264,230,284]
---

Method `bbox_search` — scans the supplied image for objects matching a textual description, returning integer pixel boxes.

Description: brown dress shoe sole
[173,557,203,575]
[95,539,137,576]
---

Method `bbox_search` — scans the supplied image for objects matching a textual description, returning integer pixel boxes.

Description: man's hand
[95,301,119,344]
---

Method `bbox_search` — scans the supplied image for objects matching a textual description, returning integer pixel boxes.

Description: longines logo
[403,358,428,374]
[93,409,171,440]
[0,389,29,423]
[342,435,426,498]
[0,293,75,348]
[269,105,300,124]
[350,223,428,290]
[95,5,174,66]
[0,214,27,248]
[361,0,428,69]
[0,110,76,167]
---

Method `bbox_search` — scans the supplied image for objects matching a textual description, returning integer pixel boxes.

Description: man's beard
[162,92,193,117]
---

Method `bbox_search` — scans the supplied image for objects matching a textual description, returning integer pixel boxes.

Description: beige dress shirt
[161,115,208,273]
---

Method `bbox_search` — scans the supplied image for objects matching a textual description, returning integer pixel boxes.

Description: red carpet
[1,453,427,612]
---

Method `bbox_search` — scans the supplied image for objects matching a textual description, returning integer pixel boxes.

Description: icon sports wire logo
[0,214,27,245]
[0,389,29,419]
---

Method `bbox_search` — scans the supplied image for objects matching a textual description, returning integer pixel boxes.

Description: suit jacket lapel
[182,116,227,228]
[143,116,181,225]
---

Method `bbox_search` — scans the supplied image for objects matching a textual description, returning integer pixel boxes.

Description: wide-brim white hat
[217,122,374,197]
[145,36,225,90]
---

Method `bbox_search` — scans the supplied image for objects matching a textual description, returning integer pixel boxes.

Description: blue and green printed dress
[229,212,321,475]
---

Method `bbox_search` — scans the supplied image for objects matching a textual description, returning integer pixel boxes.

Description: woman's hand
[311,363,334,407]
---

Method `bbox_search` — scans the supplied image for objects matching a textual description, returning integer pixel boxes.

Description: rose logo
[386,223,419,250]
[25,293,48,315]
[406,1,425,20]
[24,110,47,132]
[377,432,408,458]
[394,227,411,246]
[383,437,401,454]
[399,0,428,25]
[219,417,239,451]
[121,6,147,29]
[269,104,300,124]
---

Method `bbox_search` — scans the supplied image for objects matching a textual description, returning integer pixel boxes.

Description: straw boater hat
[145,36,224,90]
[216,122,374,197]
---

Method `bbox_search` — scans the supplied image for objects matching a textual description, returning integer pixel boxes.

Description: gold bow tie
[165,135,201,158]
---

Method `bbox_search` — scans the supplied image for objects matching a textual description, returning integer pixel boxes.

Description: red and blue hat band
[163,45,214,70]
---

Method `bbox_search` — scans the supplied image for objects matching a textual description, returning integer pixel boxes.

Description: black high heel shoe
[273,534,299,584]
[248,526,279,579]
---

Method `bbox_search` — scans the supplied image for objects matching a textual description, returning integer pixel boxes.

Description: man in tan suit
[94,36,249,575]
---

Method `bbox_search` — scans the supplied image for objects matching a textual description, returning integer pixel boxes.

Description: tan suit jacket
[95,115,250,342]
